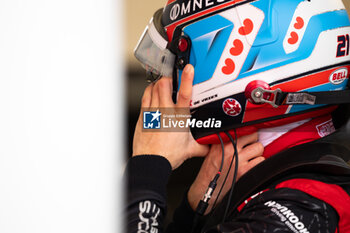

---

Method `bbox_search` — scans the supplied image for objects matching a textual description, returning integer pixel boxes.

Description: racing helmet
[135,0,350,144]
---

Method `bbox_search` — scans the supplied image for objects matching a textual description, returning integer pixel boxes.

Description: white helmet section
[190,4,265,104]
[283,0,346,54]
[189,1,350,110]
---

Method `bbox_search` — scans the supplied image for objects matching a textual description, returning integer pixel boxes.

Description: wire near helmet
[135,0,350,144]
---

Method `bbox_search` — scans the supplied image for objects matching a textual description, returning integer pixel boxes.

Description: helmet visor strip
[134,17,175,82]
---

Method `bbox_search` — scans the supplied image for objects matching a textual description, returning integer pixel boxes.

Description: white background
[0,0,122,232]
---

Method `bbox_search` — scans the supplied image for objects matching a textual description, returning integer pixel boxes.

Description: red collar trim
[263,114,335,158]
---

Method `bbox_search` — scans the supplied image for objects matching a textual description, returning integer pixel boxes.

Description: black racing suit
[126,135,350,233]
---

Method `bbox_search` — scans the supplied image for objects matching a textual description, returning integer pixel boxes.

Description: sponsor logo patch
[265,200,310,233]
[316,119,335,137]
[329,68,348,85]
[138,201,160,232]
[166,0,233,23]
[222,98,242,116]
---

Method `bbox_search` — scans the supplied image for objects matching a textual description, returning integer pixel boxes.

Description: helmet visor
[134,18,175,79]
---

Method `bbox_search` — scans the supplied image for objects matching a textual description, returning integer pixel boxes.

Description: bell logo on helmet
[329,68,348,85]
[222,98,242,117]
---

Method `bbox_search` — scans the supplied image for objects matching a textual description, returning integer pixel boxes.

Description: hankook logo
[168,0,231,22]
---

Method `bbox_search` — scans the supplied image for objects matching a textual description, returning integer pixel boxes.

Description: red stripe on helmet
[166,0,177,4]
[273,65,350,91]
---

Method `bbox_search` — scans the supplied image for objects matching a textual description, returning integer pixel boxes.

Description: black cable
[222,130,238,223]
[210,133,237,212]
[217,133,225,173]
[191,134,225,233]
